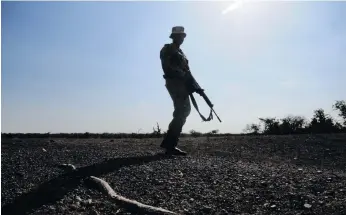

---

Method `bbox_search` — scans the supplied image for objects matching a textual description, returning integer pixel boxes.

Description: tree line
[243,100,346,135]
[2,100,345,139]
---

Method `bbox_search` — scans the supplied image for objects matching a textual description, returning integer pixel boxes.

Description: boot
[165,147,187,156]
[160,135,187,156]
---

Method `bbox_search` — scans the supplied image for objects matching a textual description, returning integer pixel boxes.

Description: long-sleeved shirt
[160,43,190,80]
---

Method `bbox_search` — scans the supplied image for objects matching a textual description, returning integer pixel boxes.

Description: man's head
[170,26,186,46]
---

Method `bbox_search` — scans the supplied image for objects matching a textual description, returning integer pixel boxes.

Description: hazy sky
[2,1,346,134]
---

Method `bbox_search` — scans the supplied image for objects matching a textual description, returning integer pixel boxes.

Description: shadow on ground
[1,154,171,215]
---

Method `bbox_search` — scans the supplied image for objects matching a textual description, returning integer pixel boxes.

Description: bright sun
[221,0,245,15]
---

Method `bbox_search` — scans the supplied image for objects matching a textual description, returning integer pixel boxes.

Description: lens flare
[222,0,244,15]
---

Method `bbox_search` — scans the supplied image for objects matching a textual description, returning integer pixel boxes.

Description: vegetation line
[2,100,346,139]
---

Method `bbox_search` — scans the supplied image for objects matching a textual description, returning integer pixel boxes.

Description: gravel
[2,134,346,215]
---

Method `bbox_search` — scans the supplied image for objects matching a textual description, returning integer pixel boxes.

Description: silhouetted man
[159,26,193,156]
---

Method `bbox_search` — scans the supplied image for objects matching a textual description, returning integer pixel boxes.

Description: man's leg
[161,86,191,154]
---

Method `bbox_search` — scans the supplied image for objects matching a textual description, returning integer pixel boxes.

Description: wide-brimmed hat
[169,26,186,38]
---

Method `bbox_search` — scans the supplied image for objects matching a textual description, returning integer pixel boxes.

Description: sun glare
[222,0,245,15]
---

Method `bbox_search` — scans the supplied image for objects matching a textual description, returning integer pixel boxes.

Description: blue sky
[1,1,346,134]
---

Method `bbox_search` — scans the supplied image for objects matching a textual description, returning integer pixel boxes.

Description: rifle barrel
[212,108,222,123]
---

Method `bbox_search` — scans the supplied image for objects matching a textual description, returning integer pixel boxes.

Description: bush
[279,115,307,134]
[2,101,345,139]
[333,100,346,126]
[190,130,203,137]
[307,109,341,133]
[243,123,261,134]
[259,117,281,135]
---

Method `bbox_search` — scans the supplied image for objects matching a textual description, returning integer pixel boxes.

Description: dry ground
[1,134,346,215]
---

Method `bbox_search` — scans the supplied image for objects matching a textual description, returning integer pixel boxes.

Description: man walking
[159,26,195,156]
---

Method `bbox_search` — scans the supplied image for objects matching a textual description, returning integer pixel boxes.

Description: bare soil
[1,134,346,215]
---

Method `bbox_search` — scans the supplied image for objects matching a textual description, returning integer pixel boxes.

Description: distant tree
[243,123,261,134]
[279,115,307,134]
[82,132,91,138]
[307,109,340,133]
[333,100,346,126]
[190,129,203,137]
[259,117,280,135]
[211,129,219,134]
[206,129,220,140]
[152,122,162,137]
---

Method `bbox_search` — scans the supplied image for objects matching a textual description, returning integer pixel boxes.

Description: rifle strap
[189,93,213,122]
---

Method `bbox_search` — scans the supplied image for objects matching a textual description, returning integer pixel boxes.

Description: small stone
[75,196,82,202]
[270,204,276,208]
[70,203,79,209]
[304,203,312,209]
[90,209,100,215]
[16,191,23,195]
[42,148,47,152]
[202,206,213,213]
[220,209,229,215]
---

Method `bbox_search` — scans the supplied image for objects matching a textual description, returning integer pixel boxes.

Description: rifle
[185,72,222,123]
[166,46,222,122]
